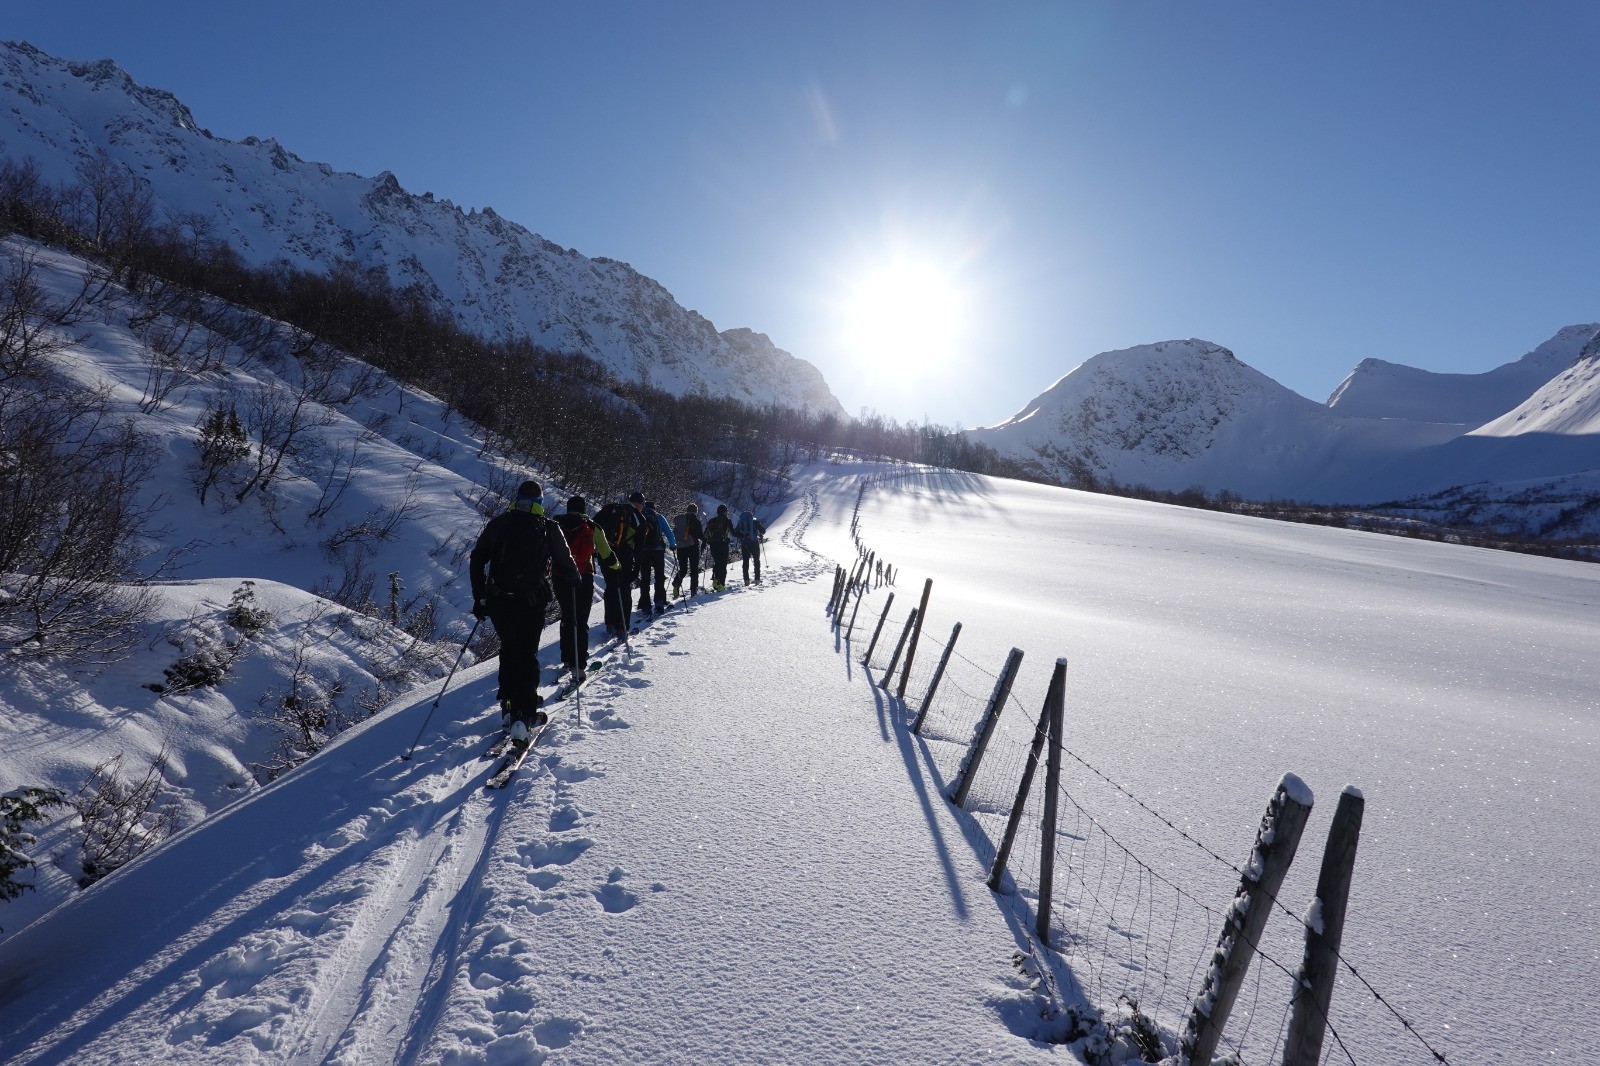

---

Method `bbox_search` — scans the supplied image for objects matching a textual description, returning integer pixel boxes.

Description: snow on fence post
[1182,774,1315,1066]
[1035,657,1066,940]
[1283,785,1365,1066]
[881,608,919,689]
[987,658,1066,891]
[843,583,868,641]
[911,621,962,734]
[949,648,1024,808]
[861,592,896,664]
[895,578,934,700]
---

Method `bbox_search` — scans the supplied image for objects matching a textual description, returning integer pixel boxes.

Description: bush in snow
[190,399,250,506]
[1,785,66,928]
[70,751,178,887]
[224,580,272,637]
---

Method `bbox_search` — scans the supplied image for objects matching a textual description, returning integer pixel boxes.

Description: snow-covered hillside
[2,455,1595,1064]
[970,331,1600,519]
[0,40,844,417]
[1326,323,1599,425]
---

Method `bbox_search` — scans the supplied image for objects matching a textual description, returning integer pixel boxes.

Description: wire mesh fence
[827,559,1454,1066]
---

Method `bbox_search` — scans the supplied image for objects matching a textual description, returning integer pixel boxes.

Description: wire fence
[831,540,1453,1066]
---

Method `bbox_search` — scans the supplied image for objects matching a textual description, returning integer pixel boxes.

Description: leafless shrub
[0,249,75,383]
[71,749,179,886]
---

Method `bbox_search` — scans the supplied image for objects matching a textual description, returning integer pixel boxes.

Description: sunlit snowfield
[810,464,1599,1062]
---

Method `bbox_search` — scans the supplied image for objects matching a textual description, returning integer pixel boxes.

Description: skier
[553,495,620,680]
[735,508,766,585]
[595,496,643,638]
[636,498,677,615]
[704,503,735,592]
[470,480,579,746]
[671,502,704,598]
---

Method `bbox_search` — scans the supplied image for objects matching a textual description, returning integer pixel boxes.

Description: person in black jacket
[704,503,734,592]
[470,480,579,741]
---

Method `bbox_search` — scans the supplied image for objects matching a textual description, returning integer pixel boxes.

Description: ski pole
[571,582,583,725]
[402,617,481,761]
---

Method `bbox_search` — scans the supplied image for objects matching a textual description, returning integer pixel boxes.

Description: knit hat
[567,495,586,514]
[628,491,645,504]
[516,480,542,500]
[686,503,698,513]
[717,503,728,515]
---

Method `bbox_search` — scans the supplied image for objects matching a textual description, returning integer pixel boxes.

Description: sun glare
[845,258,965,368]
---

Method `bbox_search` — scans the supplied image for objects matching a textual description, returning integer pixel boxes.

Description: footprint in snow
[593,867,639,913]
[548,804,585,832]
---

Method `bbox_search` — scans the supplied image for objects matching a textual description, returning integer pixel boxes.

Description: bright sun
[845,259,965,368]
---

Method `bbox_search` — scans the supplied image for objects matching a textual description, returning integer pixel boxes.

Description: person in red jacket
[552,495,620,680]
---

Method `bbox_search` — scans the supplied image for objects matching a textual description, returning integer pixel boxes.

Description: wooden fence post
[861,592,895,665]
[881,608,919,688]
[827,565,843,612]
[843,583,867,641]
[1182,775,1315,1066]
[949,648,1024,808]
[988,658,1066,891]
[896,578,934,700]
[1282,786,1365,1066]
[1035,657,1066,941]
[911,621,962,734]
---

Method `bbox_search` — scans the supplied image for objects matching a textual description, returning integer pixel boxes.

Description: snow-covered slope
[971,331,1600,512]
[1326,323,1599,425]
[2,460,1595,1064]
[1472,328,1600,437]
[968,338,1463,500]
[0,40,844,416]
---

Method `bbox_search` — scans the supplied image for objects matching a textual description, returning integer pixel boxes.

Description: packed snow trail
[0,467,1068,1064]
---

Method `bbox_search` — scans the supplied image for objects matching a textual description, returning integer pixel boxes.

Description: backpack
[641,509,664,551]
[595,502,631,553]
[556,513,597,575]
[735,511,755,539]
[492,512,555,600]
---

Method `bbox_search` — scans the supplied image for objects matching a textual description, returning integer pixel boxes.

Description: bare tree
[71,749,179,886]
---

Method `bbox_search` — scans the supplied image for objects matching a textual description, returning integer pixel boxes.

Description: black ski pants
[557,574,594,672]
[486,595,546,726]
[603,553,634,633]
[740,538,761,584]
[708,539,730,588]
[674,545,701,594]
[638,550,668,611]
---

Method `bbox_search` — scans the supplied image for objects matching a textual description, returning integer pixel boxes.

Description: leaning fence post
[1035,657,1066,941]
[949,648,1024,808]
[988,658,1065,891]
[881,608,918,689]
[896,578,934,700]
[1182,774,1315,1066]
[827,565,844,612]
[1282,786,1365,1066]
[843,583,868,641]
[861,592,895,664]
[911,621,962,734]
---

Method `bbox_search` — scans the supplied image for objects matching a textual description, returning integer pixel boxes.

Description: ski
[485,718,552,789]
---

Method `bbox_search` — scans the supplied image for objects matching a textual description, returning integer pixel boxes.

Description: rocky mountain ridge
[0,40,844,416]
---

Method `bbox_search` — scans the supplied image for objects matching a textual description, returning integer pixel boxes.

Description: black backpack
[492,512,555,599]
[595,502,631,553]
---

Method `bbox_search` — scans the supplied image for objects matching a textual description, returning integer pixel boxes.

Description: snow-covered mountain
[0,40,844,417]
[971,329,1600,515]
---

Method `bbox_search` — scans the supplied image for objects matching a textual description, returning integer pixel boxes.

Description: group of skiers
[469,480,765,745]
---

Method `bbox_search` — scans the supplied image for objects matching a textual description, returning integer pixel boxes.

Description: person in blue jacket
[636,498,678,615]
[735,508,766,585]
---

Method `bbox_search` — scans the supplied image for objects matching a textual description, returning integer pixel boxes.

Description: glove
[471,598,489,620]
[606,559,621,572]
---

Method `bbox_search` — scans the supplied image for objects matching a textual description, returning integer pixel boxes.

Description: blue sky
[10,2,1600,426]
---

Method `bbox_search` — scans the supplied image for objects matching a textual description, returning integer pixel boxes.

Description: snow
[1,246,1598,1064]
[1278,772,1313,808]
[970,332,1600,508]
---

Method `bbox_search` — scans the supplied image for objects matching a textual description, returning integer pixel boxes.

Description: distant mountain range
[970,327,1600,523]
[4,40,1594,525]
[0,41,844,417]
